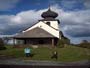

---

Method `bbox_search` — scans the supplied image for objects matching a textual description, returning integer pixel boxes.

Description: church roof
[41,8,58,18]
[14,27,56,38]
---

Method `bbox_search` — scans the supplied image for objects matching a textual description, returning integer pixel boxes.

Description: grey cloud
[57,9,90,38]
[84,0,90,9]
[0,9,46,34]
[64,25,90,37]
[0,0,19,11]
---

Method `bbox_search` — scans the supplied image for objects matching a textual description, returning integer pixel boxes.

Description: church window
[46,22,50,26]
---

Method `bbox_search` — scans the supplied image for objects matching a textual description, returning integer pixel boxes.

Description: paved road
[0,59,90,68]
[0,65,89,68]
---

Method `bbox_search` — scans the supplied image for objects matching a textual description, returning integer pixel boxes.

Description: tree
[82,40,88,43]
[0,38,6,50]
[79,40,90,49]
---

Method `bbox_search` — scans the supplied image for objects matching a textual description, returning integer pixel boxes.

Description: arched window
[46,22,50,26]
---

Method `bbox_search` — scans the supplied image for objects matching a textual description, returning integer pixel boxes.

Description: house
[14,8,67,47]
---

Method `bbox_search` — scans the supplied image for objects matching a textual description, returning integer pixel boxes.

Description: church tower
[41,8,60,30]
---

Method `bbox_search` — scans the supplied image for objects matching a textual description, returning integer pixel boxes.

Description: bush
[78,40,90,49]
[0,46,6,50]
[57,39,65,48]
[79,44,90,49]
[0,38,6,50]
[57,37,70,48]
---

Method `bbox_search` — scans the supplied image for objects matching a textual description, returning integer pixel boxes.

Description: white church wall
[39,21,59,38]
[43,21,59,30]
[50,21,59,30]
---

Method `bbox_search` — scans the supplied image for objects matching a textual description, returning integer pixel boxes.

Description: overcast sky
[0,0,90,44]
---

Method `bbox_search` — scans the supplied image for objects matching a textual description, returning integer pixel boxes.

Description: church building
[14,8,64,47]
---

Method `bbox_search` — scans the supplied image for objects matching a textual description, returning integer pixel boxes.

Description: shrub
[0,46,6,50]
[57,37,70,48]
[57,39,65,48]
[79,44,90,49]
[78,40,90,49]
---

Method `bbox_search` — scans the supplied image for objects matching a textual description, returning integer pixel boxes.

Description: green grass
[0,45,90,62]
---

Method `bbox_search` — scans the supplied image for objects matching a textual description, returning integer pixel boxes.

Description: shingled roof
[14,27,56,38]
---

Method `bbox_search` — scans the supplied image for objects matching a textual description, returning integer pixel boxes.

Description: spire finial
[48,2,51,10]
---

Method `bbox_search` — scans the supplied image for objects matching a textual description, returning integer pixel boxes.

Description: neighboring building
[0,35,16,45]
[14,8,69,47]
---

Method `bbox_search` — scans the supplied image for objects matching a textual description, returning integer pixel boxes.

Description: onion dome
[41,8,58,18]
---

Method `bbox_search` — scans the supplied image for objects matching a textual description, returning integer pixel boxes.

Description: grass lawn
[0,45,90,62]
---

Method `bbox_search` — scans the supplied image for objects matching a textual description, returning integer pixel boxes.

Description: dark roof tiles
[41,8,58,18]
[14,27,56,38]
